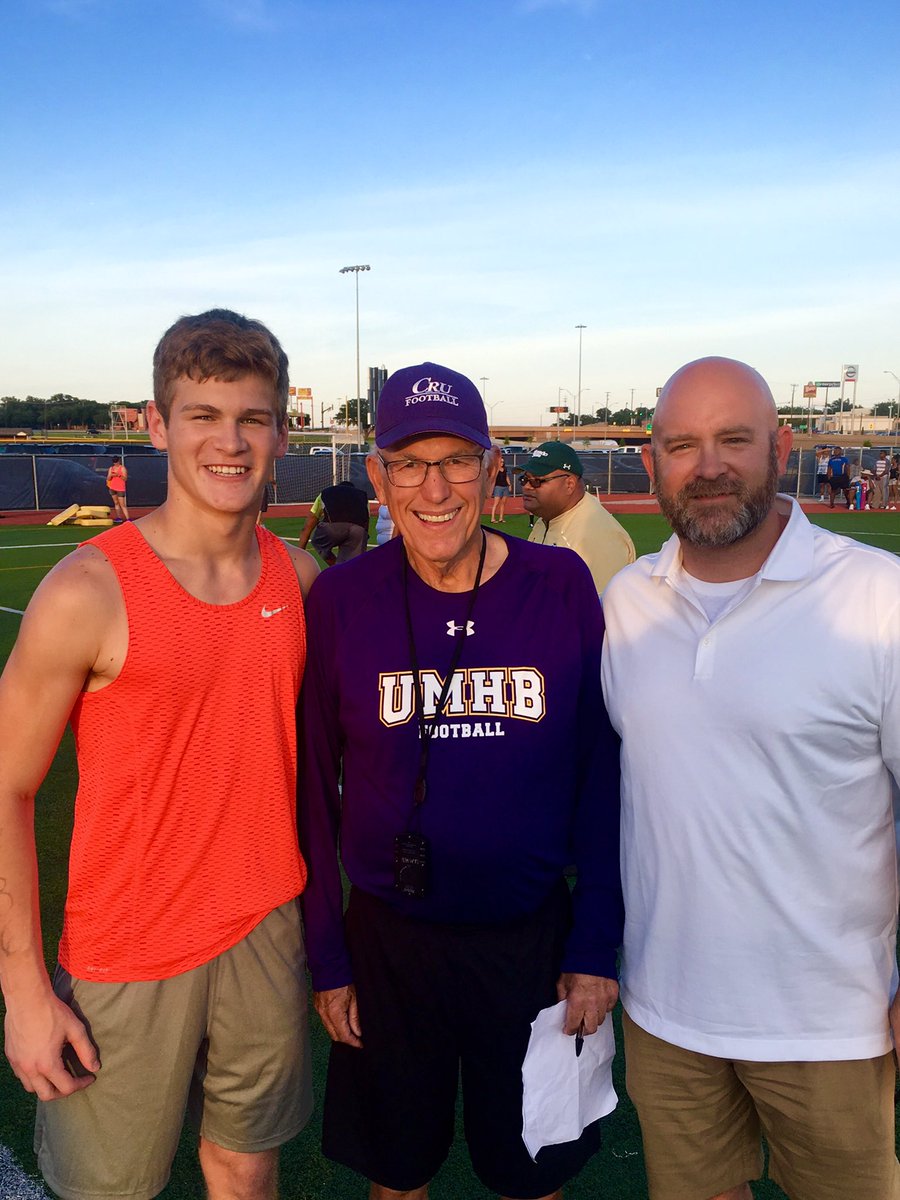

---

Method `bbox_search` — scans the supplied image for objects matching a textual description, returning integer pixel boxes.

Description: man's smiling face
[148,375,286,517]
[368,434,497,579]
[645,358,790,550]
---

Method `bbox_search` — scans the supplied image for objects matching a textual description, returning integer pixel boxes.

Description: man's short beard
[654,435,781,549]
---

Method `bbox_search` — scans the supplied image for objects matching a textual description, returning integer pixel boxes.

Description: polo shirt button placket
[694,633,715,679]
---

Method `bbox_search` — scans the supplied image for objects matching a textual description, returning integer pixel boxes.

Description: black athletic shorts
[322,881,602,1197]
[829,474,850,490]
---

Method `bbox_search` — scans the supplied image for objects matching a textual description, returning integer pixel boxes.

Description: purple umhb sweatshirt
[299,532,623,991]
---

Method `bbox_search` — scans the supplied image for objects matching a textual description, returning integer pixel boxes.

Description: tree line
[4,393,892,435]
[0,395,112,431]
[559,406,654,428]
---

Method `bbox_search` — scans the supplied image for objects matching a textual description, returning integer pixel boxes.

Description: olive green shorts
[35,900,312,1200]
[623,1010,900,1200]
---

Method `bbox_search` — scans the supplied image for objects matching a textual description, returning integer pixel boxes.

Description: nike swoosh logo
[261,605,287,619]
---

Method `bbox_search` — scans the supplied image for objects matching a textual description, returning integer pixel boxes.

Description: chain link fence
[0,445,887,511]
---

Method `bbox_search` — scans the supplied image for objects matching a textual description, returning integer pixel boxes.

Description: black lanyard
[402,532,487,814]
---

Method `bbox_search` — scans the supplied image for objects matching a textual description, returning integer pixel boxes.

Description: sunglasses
[519,472,570,489]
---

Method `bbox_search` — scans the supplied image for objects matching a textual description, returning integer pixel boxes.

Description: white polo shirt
[601,496,900,1061]
[528,490,635,595]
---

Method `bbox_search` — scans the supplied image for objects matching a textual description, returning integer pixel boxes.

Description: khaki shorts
[623,1010,900,1200]
[36,900,312,1200]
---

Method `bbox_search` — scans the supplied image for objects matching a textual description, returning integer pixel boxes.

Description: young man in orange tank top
[0,310,318,1200]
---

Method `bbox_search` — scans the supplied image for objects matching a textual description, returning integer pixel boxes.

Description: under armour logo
[446,620,475,637]
[261,605,287,619]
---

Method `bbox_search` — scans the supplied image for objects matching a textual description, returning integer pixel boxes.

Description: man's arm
[0,550,114,1099]
[297,575,361,1046]
[297,512,319,551]
[297,495,324,551]
[557,561,624,1035]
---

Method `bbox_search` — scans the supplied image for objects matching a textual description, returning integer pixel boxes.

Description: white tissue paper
[521,998,618,1160]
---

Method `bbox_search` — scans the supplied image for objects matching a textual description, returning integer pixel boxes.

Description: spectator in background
[299,480,370,565]
[375,502,394,545]
[854,470,871,511]
[826,446,852,509]
[872,450,889,510]
[106,460,129,522]
[815,447,830,501]
[490,456,511,523]
[517,442,635,595]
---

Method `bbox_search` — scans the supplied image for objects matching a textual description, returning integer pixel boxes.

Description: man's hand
[5,991,99,1101]
[313,984,363,1048]
[556,972,619,1036]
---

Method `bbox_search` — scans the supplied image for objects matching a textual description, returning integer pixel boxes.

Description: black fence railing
[0,446,887,512]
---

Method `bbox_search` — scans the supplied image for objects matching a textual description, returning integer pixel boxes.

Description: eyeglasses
[520,472,570,489]
[378,452,486,488]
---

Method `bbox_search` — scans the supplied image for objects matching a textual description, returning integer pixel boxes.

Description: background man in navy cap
[300,363,623,1200]
[518,442,635,595]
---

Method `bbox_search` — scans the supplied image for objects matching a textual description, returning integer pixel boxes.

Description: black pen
[575,1019,585,1057]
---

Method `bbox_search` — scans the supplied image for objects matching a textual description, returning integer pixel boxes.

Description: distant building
[110,405,146,433]
[818,412,897,436]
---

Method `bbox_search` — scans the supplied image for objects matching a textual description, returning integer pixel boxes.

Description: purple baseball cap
[375,362,491,450]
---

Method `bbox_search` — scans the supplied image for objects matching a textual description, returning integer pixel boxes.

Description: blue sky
[2,0,898,423]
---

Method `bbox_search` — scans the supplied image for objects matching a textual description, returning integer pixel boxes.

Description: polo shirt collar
[651,495,815,585]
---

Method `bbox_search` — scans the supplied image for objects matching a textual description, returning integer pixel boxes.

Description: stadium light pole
[558,387,575,440]
[885,371,900,435]
[577,388,591,442]
[575,325,586,429]
[339,264,371,451]
[487,400,503,436]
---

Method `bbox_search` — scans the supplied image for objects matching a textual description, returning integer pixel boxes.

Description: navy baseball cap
[375,362,491,450]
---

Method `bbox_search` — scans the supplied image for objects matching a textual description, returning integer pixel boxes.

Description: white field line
[0,543,82,551]
[827,527,900,539]
[0,1146,50,1200]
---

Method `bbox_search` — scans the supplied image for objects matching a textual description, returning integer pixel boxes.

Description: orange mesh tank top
[59,522,307,982]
